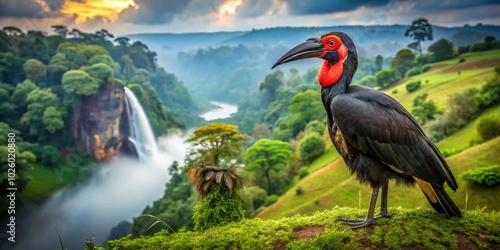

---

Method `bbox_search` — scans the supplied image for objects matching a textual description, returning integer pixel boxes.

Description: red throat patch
[318,45,348,88]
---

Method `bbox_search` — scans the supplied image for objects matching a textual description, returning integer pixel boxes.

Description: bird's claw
[336,218,377,229]
[374,211,396,219]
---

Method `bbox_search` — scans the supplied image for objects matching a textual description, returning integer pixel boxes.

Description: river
[7,101,237,250]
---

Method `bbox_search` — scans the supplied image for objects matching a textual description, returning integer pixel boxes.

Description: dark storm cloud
[235,0,273,18]
[284,0,391,15]
[0,0,64,18]
[410,0,500,13]
[119,0,192,25]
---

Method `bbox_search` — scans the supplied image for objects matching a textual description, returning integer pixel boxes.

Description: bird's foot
[335,218,377,229]
[374,211,396,219]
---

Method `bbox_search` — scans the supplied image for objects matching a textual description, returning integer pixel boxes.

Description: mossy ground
[101,208,500,250]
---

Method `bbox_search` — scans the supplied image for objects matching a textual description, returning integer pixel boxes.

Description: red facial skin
[318,35,348,88]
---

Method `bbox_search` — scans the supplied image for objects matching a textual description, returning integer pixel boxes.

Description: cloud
[235,0,274,18]
[0,0,63,18]
[119,0,193,25]
[283,0,391,15]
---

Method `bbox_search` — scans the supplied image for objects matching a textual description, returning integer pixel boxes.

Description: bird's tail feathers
[414,177,462,217]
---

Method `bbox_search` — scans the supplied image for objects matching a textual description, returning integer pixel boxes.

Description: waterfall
[124,87,159,159]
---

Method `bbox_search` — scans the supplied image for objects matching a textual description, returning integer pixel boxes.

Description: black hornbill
[272,32,461,229]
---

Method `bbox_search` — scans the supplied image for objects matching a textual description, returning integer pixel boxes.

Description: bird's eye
[328,40,335,46]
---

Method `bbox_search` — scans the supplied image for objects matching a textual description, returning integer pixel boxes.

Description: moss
[101,208,500,250]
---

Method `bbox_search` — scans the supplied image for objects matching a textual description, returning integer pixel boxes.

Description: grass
[385,49,500,109]
[22,162,94,202]
[435,105,500,154]
[100,208,500,250]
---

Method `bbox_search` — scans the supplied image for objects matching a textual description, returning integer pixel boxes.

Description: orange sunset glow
[61,0,136,23]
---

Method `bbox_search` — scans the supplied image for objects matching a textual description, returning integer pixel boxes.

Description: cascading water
[7,93,238,250]
[124,87,159,159]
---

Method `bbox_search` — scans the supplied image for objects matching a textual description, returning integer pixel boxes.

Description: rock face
[72,83,134,161]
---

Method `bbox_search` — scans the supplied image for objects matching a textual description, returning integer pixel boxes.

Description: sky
[0,0,499,35]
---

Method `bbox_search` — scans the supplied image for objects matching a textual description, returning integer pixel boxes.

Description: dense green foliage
[192,186,245,231]
[299,133,326,163]
[476,115,500,141]
[244,139,293,194]
[375,69,397,88]
[391,49,416,78]
[411,93,441,126]
[102,208,500,250]
[461,165,500,186]
[185,123,250,168]
[405,80,422,92]
[427,68,500,142]
[428,38,454,62]
[188,164,245,231]
[0,27,201,209]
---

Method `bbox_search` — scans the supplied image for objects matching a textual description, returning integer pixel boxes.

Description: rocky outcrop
[71,83,134,161]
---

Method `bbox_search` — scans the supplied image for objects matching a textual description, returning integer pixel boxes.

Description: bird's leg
[374,183,393,219]
[336,187,379,229]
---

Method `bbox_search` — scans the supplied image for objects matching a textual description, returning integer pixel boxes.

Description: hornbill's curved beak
[272,38,325,69]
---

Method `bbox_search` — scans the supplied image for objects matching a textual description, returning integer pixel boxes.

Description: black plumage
[273,32,461,228]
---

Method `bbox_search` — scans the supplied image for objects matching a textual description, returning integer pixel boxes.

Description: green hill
[257,49,500,220]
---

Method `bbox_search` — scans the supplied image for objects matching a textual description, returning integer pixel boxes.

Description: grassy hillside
[386,49,500,110]
[258,49,500,220]
[102,208,500,250]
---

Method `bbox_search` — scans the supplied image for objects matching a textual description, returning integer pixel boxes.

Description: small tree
[428,38,454,62]
[375,55,383,72]
[391,49,416,78]
[189,164,245,231]
[62,70,99,96]
[405,18,433,54]
[299,133,325,163]
[411,93,441,125]
[375,69,397,89]
[84,63,113,84]
[23,59,47,84]
[244,139,292,194]
[186,123,249,168]
[476,115,500,141]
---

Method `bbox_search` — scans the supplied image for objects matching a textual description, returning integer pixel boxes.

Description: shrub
[405,67,422,77]
[263,195,279,207]
[355,75,376,87]
[298,167,309,179]
[458,58,466,64]
[305,120,325,135]
[296,186,304,195]
[476,115,500,141]
[192,186,244,231]
[392,89,398,94]
[458,45,470,55]
[422,64,432,72]
[471,42,486,52]
[460,165,500,186]
[406,80,422,93]
[375,69,397,89]
[299,133,326,162]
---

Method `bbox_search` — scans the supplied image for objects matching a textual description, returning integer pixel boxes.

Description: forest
[0,25,203,214]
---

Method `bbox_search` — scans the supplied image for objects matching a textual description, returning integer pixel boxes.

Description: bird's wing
[330,86,457,190]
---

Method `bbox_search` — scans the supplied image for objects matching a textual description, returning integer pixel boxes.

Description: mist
[9,134,188,250]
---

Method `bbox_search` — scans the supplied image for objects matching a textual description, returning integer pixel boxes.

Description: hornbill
[272,32,461,229]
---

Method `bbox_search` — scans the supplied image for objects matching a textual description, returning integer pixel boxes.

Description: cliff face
[72,83,134,161]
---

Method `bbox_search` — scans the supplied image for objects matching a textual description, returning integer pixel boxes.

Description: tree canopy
[244,139,292,194]
[186,123,250,167]
[405,18,433,54]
